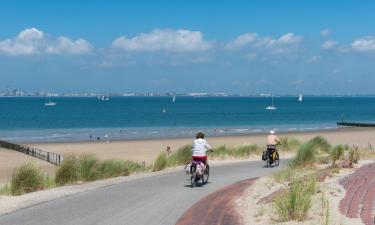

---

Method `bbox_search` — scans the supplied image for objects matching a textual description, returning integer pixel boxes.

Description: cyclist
[267,130,280,159]
[191,132,212,165]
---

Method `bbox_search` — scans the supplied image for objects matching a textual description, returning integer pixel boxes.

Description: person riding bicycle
[191,132,212,165]
[267,130,280,156]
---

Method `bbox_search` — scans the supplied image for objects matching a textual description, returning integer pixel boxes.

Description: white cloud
[112,29,213,52]
[227,32,303,53]
[0,28,92,56]
[225,33,257,49]
[255,33,303,53]
[321,40,337,50]
[46,37,92,54]
[307,55,321,63]
[351,36,375,52]
[320,29,331,37]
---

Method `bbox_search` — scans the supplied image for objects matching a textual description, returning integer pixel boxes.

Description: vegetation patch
[10,163,44,195]
[273,177,316,222]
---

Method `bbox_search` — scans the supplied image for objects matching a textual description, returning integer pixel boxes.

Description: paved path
[0,160,286,225]
[176,178,257,225]
[339,163,375,225]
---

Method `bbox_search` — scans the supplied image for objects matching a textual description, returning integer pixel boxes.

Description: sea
[0,96,374,143]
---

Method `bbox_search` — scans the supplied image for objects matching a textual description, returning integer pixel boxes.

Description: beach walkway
[176,177,257,225]
[339,163,375,225]
[0,160,286,225]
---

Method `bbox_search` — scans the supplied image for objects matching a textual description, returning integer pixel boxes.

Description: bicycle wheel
[203,165,209,184]
[190,166,196,187]
[275,152,279,166]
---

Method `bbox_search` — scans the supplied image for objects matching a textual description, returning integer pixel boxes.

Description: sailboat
[100,95,109,101]
[298,94,303,102]
[266,95,277,110]
[44,96,57,106]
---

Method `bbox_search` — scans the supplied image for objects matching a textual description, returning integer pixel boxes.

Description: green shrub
[55,155,79,185]
[211,145,228,159]
[153,152,168,171]
[289,142,316,168]
[167,144,192,167]
[11,163,44,195]
[330,145,345,167]
[210,144,260,159]
[232,144,261,157]
[94,160,125,178]
[289,137,332,168]
[273,177,316,221]
[279,137,301,152]
[308,136,330,153]
[79,154,99,181]
[121,160,145,175]
[349,146,360,164]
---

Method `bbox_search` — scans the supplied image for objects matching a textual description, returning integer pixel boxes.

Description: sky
[1,0,375,94]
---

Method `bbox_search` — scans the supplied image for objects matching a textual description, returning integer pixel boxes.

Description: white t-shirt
[192,138,212,156]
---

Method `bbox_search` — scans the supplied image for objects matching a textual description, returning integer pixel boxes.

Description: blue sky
[1,0,375,94]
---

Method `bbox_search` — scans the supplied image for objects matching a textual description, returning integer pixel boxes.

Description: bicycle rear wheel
[203,165,209,184]
[275,152,279,166]
[190,166,196,187]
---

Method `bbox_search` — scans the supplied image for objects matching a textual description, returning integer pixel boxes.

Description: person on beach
[267,130,280,151]
[166,146,172,156]
[191,132,212,165]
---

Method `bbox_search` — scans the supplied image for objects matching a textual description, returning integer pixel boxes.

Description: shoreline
[18,126,353,145]
[20,126,370,145]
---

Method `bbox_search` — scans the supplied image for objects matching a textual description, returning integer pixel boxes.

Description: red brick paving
[176,178,258,225]
[339,163,375,225]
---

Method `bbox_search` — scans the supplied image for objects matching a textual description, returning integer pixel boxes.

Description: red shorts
[192,156,207,164]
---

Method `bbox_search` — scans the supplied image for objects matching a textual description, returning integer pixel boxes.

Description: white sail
[44,97,57,106]
[298,94,303,102]
[172,95,176,103]
[266,95,277,110]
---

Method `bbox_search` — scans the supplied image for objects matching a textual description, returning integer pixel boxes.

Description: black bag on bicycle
[262,151,267,161]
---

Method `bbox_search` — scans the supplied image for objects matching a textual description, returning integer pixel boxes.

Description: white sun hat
[270,130,275,135]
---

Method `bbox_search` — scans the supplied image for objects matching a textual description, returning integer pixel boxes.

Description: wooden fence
[0,140,63,165]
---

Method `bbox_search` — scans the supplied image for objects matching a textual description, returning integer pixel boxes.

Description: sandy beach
[0,148,56,185]
[1,127,374,185]
[27,127,375,163]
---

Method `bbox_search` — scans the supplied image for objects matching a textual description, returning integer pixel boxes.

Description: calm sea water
[1,96,375,142]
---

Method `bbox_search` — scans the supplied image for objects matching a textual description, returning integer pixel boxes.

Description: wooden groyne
[337,122,375,127]
[0,140,63,165]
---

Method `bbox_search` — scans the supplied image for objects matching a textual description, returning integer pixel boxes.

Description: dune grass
[279,137,301,152]
[289,136,331,168]
[153,152,168,172]
[210,144,261,159]
[56,154,145,185]
[55,155,80,185]
[10,163,45,195]
[273,177,316,222]
[166,144,192,167]
[330,145,345,167]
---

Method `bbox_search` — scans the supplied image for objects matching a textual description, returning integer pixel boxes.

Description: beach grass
[153,152,168,171]
[55,155,80,185]
[289,136,330,168]
[166,144,192,167]
[330,145,345,167]
[273,176,316,222]
[10,163,45,195]
[210,144,261,159]
[279,137,301,152]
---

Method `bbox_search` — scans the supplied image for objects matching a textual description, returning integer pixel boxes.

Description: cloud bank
[112,29,213,52]
[0,28,92,56]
